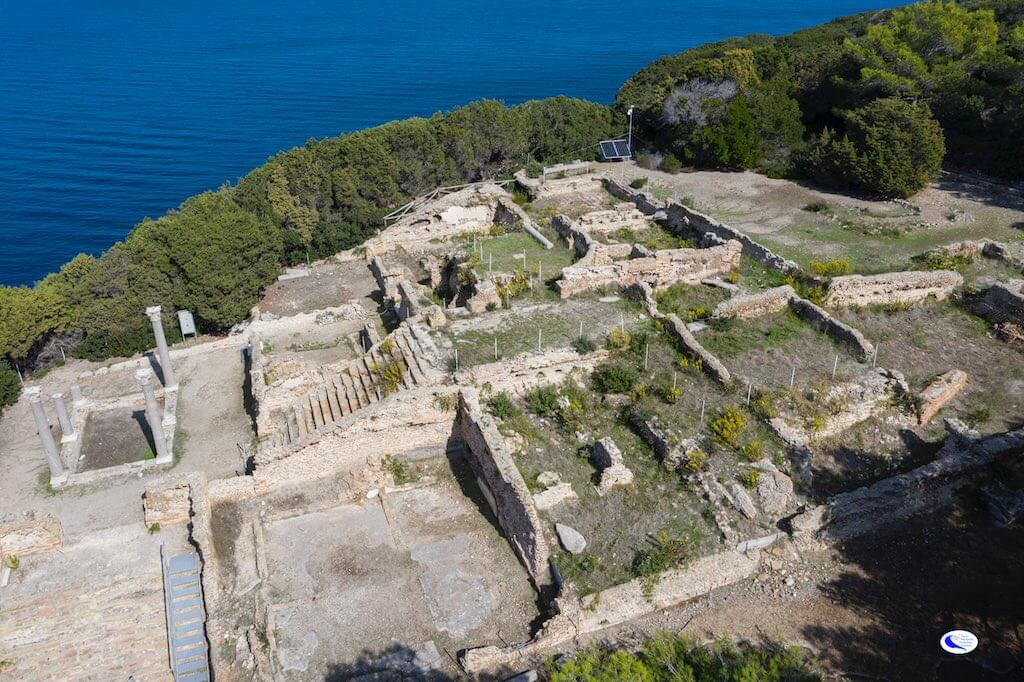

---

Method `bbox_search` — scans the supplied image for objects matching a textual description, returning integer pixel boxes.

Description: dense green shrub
[546,633,821,681]
[0,361,21,412]
[486,392,518,420]
[798,98,945,197]
[660,154,683,173]
[525,385,560,417]
[592,363,639,394]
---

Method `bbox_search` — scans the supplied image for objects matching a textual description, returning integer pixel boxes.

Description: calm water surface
[0,0,896,285]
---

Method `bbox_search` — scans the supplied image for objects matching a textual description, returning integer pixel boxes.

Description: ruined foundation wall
[456,391,551,586]
[712,285,795,320]
[974,280,1024,325]
[455,348,610,395]
[824,270,963,307]
[603,177,664,216]
[788,297,875,362]
[556,241,741,299]
[628,282,732,385]
[794,421,1024,546]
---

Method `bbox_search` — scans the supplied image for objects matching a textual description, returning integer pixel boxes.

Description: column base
[61,434,79,444]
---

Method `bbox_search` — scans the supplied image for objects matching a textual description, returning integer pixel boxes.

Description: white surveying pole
[627,107,634,156]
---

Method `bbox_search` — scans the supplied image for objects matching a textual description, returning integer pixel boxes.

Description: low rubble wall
[793,421,1024,546]
[824,270,962,307]
[789,297,875,362]
[556,240,741,298]
[973,280,1024,325]
[627,282,732,385]
[456,391,551,587]
[454,348,610,395]
[712,285,795,320]
[603,177,664,215]
[579,549,758,631]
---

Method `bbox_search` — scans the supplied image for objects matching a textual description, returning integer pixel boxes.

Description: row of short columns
[26,387,72,483]
[27,305,177,485]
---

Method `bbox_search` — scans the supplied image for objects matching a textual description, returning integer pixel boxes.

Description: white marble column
[26,387,67,481]
[52,393,76,442]
[135,368,170,463]
[145,305,176,388]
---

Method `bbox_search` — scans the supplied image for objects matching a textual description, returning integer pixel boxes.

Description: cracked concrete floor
[263,457,539,680]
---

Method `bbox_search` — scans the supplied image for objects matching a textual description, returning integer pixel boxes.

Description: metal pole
[454,348,459,372]
[619,313,624,333]
[832,354,839,380]
[494,335,498,361]
[60,346,66,363]
[672,371,677,390]
[538,328,542,353]
[644,343,649,370]
[872,345,878,368]
[700,398,705,425]
[489,253,492,274]
[746,383,752,406]
[579,320,584,341]
[790,366,796,389]
[627,107,633,155]
[14,363,23,386]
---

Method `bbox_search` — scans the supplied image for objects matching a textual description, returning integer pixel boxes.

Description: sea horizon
[0,0,898,286]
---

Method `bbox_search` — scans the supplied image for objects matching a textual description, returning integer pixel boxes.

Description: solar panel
[599,139,631,160]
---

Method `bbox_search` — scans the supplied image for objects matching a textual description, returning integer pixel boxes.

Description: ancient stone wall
[973,280,1024,325]
[579,549,758,631]
[793,420,1024,547]
[824,270,963,307]
[454,348,610,395]
[712,285,795,320]
[456,390,551,586]
[627,281,732,385]
[603,177,664,216]
[917,369,968,425]
[361,184,503,257]
[556,240,741,298]
[604,178,800,275]
[788,297,875,362]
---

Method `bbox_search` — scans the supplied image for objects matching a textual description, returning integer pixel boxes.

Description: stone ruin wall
[974,279,1024,325]
[712,285,795,320]
[793,420,1024,547]
[456,391,551,587]
[604,177,801,275]
[556,240,741,299]
[788,297,875,362]
[361,183,505,258]
[824,270,963,307]
[627,282,732,385]
[455,348,611,396]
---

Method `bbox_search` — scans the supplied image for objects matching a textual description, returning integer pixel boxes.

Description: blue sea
[0,0,897,286]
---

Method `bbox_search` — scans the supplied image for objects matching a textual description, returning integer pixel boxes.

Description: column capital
[145,305,163,321]
[25,386,42,402]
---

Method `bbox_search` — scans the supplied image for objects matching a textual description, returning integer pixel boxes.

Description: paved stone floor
[263,460,538,680]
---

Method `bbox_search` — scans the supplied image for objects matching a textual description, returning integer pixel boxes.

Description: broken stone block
[591,437,624,470]
[591,438,635,495]
[537,471,561,488]
[143,483,191,527]
[917,369,968,425]
[597,464,634,496]
[751,460,795,515]
[533,483,577,511]
[0,513,63,559]
[729,483,758,519]
[555,523,587,554]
